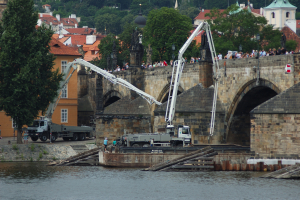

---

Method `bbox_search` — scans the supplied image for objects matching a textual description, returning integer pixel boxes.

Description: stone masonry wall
[95,116,151,146]
[153,112,225,145]
[251,113,300,158]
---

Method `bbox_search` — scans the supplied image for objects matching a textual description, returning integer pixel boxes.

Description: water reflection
[0,163,300,200]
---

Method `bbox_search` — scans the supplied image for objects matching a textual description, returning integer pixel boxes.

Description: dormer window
[272,12,275,18]
[286,12,290,18]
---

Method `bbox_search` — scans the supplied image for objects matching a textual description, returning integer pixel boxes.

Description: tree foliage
[285,40,298,52]
[144,7,193,62]
[0,0,63,143]
[97,34,122,70]
[206,5,282,55]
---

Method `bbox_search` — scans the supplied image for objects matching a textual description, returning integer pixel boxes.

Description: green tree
[285,40,298,52]
[95,13,121,35]
[144,7,193,62]
[205,5,275,55]
[0,0,63,144]
[97,34,122,70]
[130,0,153,16]
[180,7,200,21]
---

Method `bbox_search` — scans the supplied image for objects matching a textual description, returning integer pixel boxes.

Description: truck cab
[177,125,192,145]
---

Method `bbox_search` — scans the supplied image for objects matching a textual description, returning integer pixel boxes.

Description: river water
[0,162,299,200]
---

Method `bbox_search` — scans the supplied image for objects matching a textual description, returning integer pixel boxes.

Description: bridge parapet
[217,54,293,69]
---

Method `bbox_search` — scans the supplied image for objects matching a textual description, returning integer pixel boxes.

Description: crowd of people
[218,47,294,60]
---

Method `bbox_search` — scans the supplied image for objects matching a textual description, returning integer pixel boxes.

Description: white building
[264,0,297,32]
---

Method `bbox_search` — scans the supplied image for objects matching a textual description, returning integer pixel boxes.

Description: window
[12,118,17,128]
[61,60,67,74]
[61,84,67,98]
[61,109,68,123]
[286,12,290,18]
[272,12,275,18]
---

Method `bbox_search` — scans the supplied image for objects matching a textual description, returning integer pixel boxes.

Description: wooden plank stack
[261,163,300,179]
[144,146,217,172]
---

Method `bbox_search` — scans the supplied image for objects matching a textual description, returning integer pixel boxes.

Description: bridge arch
[156,83,184,104]
[225,78,280,146]
[103,90,122,108]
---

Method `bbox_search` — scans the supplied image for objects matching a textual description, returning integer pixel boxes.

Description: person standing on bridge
[104,138,108,152]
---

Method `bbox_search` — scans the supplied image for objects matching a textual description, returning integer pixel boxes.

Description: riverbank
[0,137,98,162]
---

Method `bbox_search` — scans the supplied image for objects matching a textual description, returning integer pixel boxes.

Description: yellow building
[0,37,81,137]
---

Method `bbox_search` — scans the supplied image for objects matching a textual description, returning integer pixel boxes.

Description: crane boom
[164,22,220,138]
[45,58,162,121]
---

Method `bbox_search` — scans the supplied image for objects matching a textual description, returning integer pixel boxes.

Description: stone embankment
[0,143,97,162]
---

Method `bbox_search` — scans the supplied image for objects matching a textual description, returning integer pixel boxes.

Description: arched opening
[272,12,275,18]
[286,12,290,18]
[226,79,280,146]
[104,96,121,107]
[103,90,122,108]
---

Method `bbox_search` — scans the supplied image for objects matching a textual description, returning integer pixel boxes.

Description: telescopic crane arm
[165,22,219,136]
[45,58,162,121]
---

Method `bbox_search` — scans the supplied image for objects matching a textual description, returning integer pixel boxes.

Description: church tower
[264,0,297,31]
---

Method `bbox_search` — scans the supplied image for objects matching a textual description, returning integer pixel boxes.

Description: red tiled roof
[39,14,52,18]
[49,37,81,56]
[59,36,70,44]
[83,40,100,51]
[194,7,261,21]
[66,28,95,35]
[84,50,100,62]
[65,34,86,46]
[52,34,59,39]
[194,10,215,20]
[281,26,300,52]
[297,20,300,29]
[39,15,78,26]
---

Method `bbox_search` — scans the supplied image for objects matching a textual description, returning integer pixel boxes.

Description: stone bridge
[80,54,300,147]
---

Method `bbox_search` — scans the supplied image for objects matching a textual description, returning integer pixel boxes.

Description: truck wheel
[72,133,78,141]
[63,137,69,141]
[31,136,38,142]
[40,134,47,142]
[51,134,57,142]
[142,144,150,147]
[132,143,140,147]
[78,133,86,141]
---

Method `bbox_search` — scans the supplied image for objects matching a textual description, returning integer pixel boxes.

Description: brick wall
[282,26,300,52]
[95,115,151,146]
[251,113,300,158]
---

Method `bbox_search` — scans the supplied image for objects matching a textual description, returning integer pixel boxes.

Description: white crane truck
[119,22,219,147]
[27,59,162,142]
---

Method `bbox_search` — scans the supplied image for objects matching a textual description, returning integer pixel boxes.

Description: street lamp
[172,43,175,60]
[138,33,142,44]
[110,52,114,71]
[256,33,260,85]
[239,44,242,52]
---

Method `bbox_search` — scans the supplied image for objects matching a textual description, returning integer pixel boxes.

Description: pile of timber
[261,163,300,179]
[144,146,217,172]
[48,147,100,166]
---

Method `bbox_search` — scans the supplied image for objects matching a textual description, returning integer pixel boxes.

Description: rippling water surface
[0,162,299,200]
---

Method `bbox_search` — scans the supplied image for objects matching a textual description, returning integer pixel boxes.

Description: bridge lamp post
[172,43,175,67]
[256,33,260,85]
[110,52,114,71]
[239,44,242,52]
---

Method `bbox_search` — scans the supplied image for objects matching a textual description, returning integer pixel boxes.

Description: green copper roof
[265,0,296,9]
[229,1,251,15]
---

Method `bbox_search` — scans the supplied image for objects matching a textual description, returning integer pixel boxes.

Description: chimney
[75,24,77,28]
[40,13,43,17]
[260,8,263,15]
[50,12,53,16]
[250,3,253,8]
[56,14,60,22]
[71,14,76,19]
[202,9,204,12]
[240,4,245,8]
[86,35,96,45]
